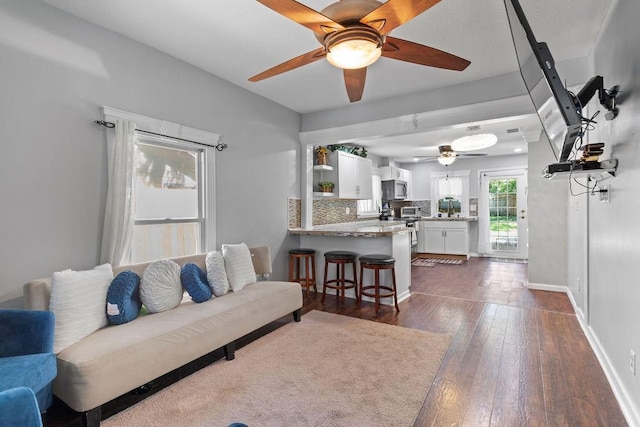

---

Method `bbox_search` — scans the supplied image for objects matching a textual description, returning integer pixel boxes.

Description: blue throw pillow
[181,263,212,303]
[106,271,141,325]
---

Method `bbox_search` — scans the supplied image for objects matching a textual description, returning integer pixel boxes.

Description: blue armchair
[0,309,57,413]
[0,387,43,427]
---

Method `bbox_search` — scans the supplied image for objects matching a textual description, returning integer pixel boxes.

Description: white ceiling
[39,0,614,161]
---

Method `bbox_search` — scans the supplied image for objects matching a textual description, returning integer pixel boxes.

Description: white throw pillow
[49,263,114,354]
[205,251,229,296]
[221,243,256,292]
[140,260,182,313]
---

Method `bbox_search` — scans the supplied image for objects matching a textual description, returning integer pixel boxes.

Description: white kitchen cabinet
[418,220,469,257]
[403,170,413,199]
[328,151,372,199]
[354,156,373,199]
[381,166,413,199]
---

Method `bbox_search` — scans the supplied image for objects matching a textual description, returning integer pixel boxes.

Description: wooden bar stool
[322,251,358,304]
[359,254,399,316]
[288,248,317,297]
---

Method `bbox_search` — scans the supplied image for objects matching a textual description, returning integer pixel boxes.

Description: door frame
[478,166,528,259]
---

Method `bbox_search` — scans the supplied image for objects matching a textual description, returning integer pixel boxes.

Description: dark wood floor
[46,257,627,426]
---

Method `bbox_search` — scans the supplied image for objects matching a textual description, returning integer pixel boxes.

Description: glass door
[479,169,528,259]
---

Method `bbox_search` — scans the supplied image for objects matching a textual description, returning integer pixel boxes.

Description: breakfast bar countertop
[289,220,410,237]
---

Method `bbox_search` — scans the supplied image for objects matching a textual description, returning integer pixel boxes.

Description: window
[430,170,470,216]
[131,137,206,263]
[357,173,382,217]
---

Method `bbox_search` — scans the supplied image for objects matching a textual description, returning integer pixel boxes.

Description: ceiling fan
[249,0,471,102]
[416,145,488,165]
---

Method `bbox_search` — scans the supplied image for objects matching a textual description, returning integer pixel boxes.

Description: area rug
[412,257,464,266]
[411,258,437,267]
[103,310,451,427]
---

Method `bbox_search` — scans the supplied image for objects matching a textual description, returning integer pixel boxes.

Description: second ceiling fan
[250,0,471,102]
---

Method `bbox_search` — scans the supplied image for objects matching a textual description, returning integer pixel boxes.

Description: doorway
[479,169,528,259]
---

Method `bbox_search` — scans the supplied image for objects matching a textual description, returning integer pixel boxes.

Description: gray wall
[526,134,568,287]
[580,0,640,419]
[0,0,301,306]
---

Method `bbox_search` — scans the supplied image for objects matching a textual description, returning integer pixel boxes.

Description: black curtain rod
[94,120,228,151]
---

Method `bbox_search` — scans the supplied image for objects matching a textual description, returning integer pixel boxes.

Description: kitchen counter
[418,216,478,222]
[289,220,410,237]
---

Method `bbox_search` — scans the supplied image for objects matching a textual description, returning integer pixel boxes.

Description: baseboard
[566,290,640,427]
[526,282,568,293]
[397,289,411,304]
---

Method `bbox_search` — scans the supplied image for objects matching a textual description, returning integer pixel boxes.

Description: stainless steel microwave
[401,206,421,218]
[382,180,407,200]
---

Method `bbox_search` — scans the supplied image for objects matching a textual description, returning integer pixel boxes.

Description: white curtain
[477,173,491,255]
[100,120,137,266]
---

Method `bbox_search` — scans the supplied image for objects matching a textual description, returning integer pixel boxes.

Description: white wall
[0,0,301,307]
[402,154,528,200]
[576,0,640,422]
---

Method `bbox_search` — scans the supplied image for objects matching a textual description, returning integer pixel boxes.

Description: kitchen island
[289,220,411,306]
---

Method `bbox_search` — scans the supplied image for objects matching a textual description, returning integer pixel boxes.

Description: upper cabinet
[381,166,413,200]
[324,151,373,199]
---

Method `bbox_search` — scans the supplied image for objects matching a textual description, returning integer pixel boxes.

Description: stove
[403,218,419,256]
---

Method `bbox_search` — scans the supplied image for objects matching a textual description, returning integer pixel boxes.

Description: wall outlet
[345,207,350,215]
[577,277,581,292]
[600,185,611,203]
[631,350,636,376]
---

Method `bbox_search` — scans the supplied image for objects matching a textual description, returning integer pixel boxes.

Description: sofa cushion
[180,264,212,303]
[205,251,230,297]
[49,264,113,353]
[222,243,256,292]
[140,260,182,314]
[106,271,141,325]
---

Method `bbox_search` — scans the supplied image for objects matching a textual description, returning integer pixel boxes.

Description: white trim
[431,170,470,217]
[102,106,221,147]
[567,290,640,427]
[397,290,411,304]
[299,95,537,146]
[102,106,220,251]
[526,282,568,293]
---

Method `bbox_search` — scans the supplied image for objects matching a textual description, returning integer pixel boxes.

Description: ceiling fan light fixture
[438,155,456,166]
[324,27,383,69]
[451,133,498,151]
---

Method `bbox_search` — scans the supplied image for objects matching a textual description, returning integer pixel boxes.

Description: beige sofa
[23,247,302,426]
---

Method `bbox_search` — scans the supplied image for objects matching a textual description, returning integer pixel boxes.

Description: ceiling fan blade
[382,37,470,71]
[415,156,439,162]
[249,48,326,82]
[458,153,488,157]
[344,68,367,103]
[360,0,441,35]
[257,0,344,34]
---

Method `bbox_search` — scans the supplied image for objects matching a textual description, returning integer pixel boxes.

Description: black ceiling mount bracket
[576,76,620,120]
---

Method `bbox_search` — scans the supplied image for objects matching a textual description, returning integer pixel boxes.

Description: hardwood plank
[461,304,511,426]
[538,310,578,426]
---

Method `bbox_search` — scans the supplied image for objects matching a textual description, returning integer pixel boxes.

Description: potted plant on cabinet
[315,146,330,165]
[318,181,335,193]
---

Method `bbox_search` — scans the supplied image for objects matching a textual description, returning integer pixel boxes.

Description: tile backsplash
[288,197,478,229]
[288,197,478,228]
